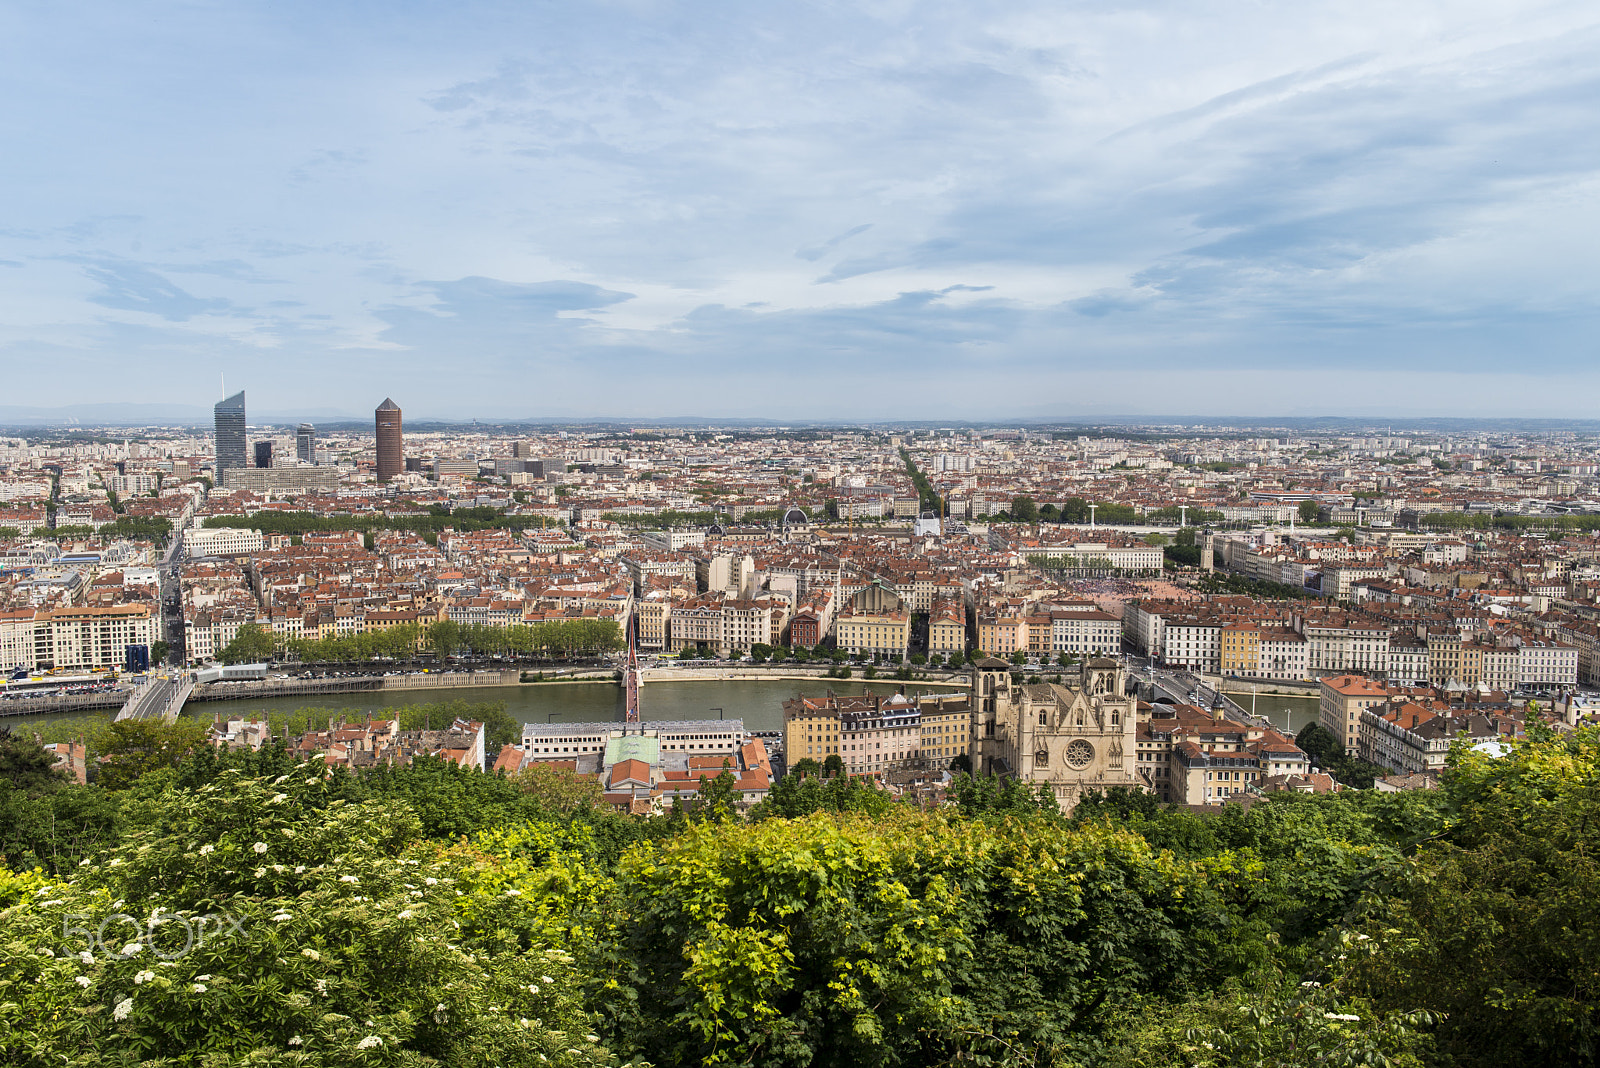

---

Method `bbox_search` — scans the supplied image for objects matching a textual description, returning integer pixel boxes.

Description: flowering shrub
[0,766,635,1067]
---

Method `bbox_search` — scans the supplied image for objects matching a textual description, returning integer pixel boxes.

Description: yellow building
[1220,625,1261,675]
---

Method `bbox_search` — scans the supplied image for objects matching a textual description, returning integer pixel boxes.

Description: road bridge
[115,674,195,724]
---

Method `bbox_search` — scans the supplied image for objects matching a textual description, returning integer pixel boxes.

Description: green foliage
[0,769,626,1067]
[1011,495,1039,523]
[423,618,622,660]
[1350,726,1600,1065]
[219,622,277,664]
[97,719,208,791]
[1296,722,1392,789]
[286,622,421,663]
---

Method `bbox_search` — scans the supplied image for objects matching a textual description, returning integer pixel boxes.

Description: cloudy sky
[3,0,1598,421]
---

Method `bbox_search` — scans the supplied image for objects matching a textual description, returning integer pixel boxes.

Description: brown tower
[375,398,403,482]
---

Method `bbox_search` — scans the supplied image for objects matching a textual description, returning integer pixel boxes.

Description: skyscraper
[214,391,247,473]
[296,423,316,464]
[254,441,273,468]
[375,398,403,482]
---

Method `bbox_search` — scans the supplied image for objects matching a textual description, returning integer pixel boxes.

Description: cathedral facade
[969,656,1142,812]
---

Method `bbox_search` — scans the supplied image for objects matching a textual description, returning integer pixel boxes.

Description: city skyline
[3,1,1598,419]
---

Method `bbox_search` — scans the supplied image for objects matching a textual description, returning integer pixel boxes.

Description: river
[18,678,1323,743]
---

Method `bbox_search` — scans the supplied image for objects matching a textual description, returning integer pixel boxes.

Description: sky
[2,0,1599,422]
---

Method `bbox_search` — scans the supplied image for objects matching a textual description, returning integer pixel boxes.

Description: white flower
[254,867,267,878]
[75,976,92,988]
[355,1035,383,1050]
[38,948,54,958]
[192,983,207,993]
[424,877,437,886]
[273,864,285,874]
[541,975,554,983]
[108,858,122,867]
[1301,981,1322,988]
[586,1034,600,1043]
[79,858,90,866]
[198,845,215,855]
[1323,1012,1360,1021]
[252,842,268,854]
[113,997,133,1021]
[397,910,413,920]
[315,979,327,995]
[288,1036,303,1046]
[134,970,155,985]
[271,793,288,803]
[121,942,143,956]
[294,865,306,874]
[528,984,540,994]
[196,974,213,981]
[339,875,360,884]
[1355,933,1371,941]
[79,951,94,965]
[271,912,293,923]
[301,948,320,961]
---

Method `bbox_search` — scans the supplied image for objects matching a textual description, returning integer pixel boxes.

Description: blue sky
[3,0,1598,421]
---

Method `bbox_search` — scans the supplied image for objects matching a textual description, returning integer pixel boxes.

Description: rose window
[1064,739,1095,769]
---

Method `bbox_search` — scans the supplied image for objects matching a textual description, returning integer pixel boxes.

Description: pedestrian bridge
[115,674,195,724]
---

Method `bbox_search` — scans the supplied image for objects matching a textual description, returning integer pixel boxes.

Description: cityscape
[2,1,1595,1065]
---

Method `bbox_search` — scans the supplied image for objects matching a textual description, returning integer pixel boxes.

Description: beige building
[1319,674,1391,754]
[969,656,1141,813]
[834,581,910,659]
[928,598,967,656]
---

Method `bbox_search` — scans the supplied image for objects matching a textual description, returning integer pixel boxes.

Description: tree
[823,753,844,776]
[149,640,169,665]
[96,719,208,790]
[1298,500,1320,523]
[0,727,67,795]
[1143,532,1170,547]
[1175,525,1197,547]
[1009,649,1027,665]
[218,623,276,664]
[512,762,604,813]
[1060,496,1090,524]
[1010,496,1039,523]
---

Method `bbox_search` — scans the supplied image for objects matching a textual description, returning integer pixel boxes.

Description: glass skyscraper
[214,391,247,473]
[296,423,316,464]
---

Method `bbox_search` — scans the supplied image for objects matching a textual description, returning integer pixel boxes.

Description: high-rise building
[375,398,403,482]
[253,441,273,469]
[214,391,247,473]
[296,423,316,464]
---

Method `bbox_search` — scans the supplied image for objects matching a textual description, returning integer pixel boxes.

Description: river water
[20,678,1322,742]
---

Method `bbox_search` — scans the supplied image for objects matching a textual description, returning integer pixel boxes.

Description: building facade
[969,656,1141,813]
[214,391,247,473]
[375,398,403,482]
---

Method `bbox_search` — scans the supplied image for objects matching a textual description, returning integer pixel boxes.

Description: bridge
[115,674,195,724]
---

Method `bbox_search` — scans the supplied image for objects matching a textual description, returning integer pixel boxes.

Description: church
[969,656,1143,812]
